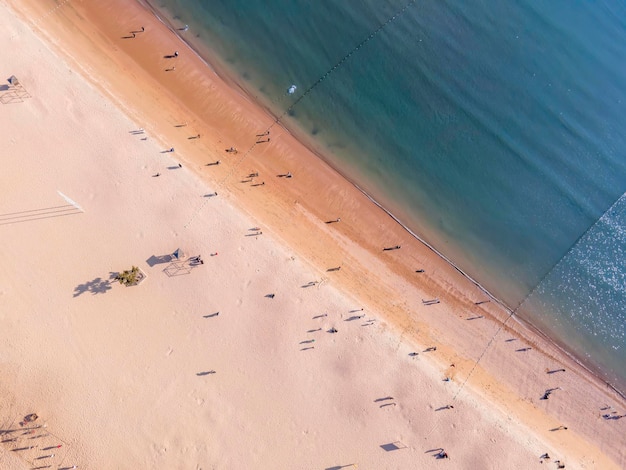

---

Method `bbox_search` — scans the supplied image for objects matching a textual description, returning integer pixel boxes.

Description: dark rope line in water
[425,191,626,437]
[275,0,418,127]
[426,193,626,436]
[514,191,626,314]
[213,0,416,186]
[231,0,417,163]
[184,0,418,228]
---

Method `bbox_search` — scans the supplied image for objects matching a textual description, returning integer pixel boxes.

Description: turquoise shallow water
[148,0,626,390]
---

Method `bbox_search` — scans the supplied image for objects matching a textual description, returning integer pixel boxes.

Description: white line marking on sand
[57,190,84,212]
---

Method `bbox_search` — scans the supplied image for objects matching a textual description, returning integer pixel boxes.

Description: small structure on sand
[0,75,31,104]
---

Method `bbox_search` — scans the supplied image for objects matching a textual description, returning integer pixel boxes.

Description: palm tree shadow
[73,274,116,297]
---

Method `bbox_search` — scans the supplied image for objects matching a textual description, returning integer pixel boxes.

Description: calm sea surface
[147,0,626,390]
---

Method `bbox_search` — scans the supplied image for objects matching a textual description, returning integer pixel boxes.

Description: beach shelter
[1,75,31,104]
[172,248,185,260]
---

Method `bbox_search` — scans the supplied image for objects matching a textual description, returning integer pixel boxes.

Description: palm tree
[115,266,141,286]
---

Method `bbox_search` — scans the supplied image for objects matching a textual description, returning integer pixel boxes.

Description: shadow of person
[196,371,216,376]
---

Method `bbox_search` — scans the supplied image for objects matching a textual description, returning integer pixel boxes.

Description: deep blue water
[148,0,626,389]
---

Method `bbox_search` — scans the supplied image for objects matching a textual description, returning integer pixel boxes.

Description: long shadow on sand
[146,254,173,267]
[344,315,363,322]
[0,204,82,226]
[381,441,407,451]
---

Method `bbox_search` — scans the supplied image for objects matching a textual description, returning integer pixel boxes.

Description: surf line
[183,0,419,230]
[425,191,626,439]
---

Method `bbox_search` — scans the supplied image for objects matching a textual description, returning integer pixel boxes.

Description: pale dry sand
[0,0,624,469]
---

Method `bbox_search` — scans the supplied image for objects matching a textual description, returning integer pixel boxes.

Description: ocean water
[148,0,626,390]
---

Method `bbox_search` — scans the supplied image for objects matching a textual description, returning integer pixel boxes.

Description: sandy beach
[1,0,624,468]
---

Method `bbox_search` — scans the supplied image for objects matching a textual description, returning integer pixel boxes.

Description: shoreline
[142,0,625,397]
[2,0,625,468]
[358,181,626,401]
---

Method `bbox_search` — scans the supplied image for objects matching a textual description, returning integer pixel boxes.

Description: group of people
[190,255,204,265]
